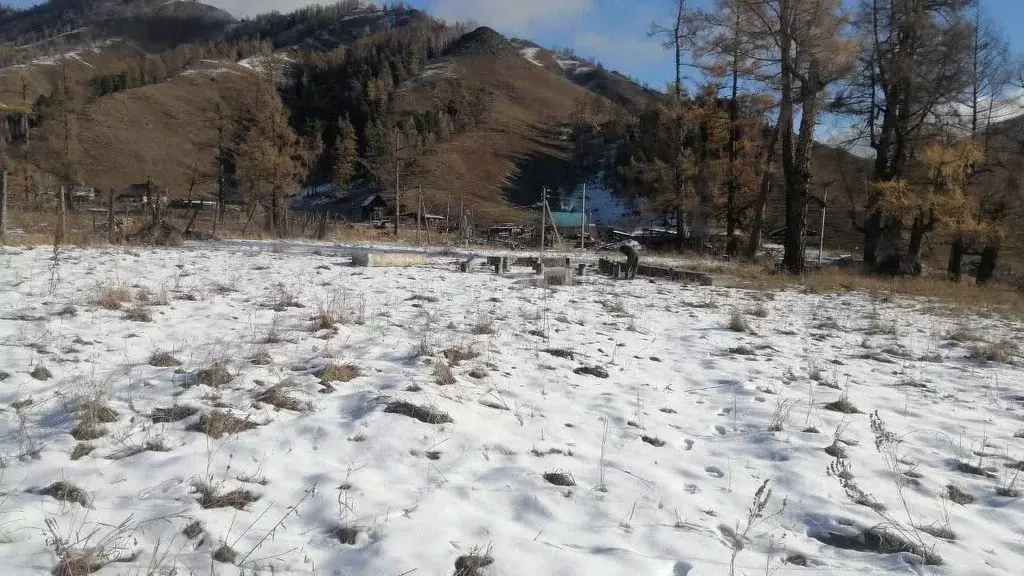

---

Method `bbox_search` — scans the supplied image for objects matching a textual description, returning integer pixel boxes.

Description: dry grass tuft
[182,520,203,540]
[434,361,456,385]
[250,348,273,365]
[70,443,95,460]
[40,481,91,507]
[148,350,181,367]
[727,311,752,333]
[317,363,360,383]
[187,411,257,439]
[255,383,310,412]
[471,319,495,335]
[196,485,260,510]
[442,345,478,367]
[947,484,975,505]
[543,348,576,360]
[542,470,576,487]
[151,405,198,423]
[122,304,153,322]
[573,365,609,379]
[384,401,453,424]
[53,553,106,576]
[970,340,1019,365]
[31,365,53,380]
[195,361,233,388]
[92,283,133,310]
[212,545,237,563]
[454,550,495,576]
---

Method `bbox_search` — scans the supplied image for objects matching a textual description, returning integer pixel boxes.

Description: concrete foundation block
[351,252,428,267]
[543,267,576,286]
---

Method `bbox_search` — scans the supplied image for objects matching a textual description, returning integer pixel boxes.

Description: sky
[4,0,1024,91]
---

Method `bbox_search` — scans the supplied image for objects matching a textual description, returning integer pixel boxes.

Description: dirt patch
[182,520,203,540]
[187,411,258,439]
[384,401,453,424]
[39,481,92,507]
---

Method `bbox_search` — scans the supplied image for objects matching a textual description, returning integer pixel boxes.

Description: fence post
[0,170,7,242]
[58,186,67,244]
[107,189,115,244]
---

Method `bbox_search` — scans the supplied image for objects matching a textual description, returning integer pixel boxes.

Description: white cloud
[430,0,593,33]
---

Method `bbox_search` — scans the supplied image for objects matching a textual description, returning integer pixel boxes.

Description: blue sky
[4,0,1022,90]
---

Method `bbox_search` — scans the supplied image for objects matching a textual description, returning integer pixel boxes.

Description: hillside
[0,0,892,259]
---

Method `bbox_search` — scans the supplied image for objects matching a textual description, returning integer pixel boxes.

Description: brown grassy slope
[397,55,604,223]
[24,64,250,195]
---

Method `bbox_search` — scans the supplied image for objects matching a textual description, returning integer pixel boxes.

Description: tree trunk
[976,242,999,285]
[726,12,741,257]
[906,213,926,276]
[947,236,964,281]
[745,122,781,260]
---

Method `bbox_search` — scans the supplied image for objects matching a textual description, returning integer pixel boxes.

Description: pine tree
[333,114,358,192]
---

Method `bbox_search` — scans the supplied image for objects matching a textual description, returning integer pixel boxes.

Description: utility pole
[580,182,586,250]
[540,187,547,251]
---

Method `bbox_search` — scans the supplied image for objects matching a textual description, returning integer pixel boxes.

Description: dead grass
[434,361,456,385]
[92,283,133,310]
[970,340,1020,365]
[213,545,237,563]
[542,470,576,487]
[454,550,495,576]
[727,311,752,333]
[70,443,94,460]
[543,348,576,360]
[739,267,1024,319]
[471,318,495,335]
[317,363,360,383]
[196,485,260,510]
[187,411,257,439]
[30,365,53,380]
[122,304,153,322]
[182,520,203,540]
[40,481,91,507]
[148,350,181,367]
[442,345,478,367]
[255,383,310,412]
[194,361,233,388]
[250,348,273,366]
[384,401,453,424]
[151,405,199,423]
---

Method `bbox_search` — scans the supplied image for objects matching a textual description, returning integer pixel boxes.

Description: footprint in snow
[714,425,727,436]
[705,466,725,478]
[673,561,694,575]
[683,439,694,451]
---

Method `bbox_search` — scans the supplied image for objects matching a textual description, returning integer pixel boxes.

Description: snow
[1,241,1023,575]
[520,47,543,67]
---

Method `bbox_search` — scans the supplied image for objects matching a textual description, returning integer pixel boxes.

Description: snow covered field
[1,242,1022,576]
